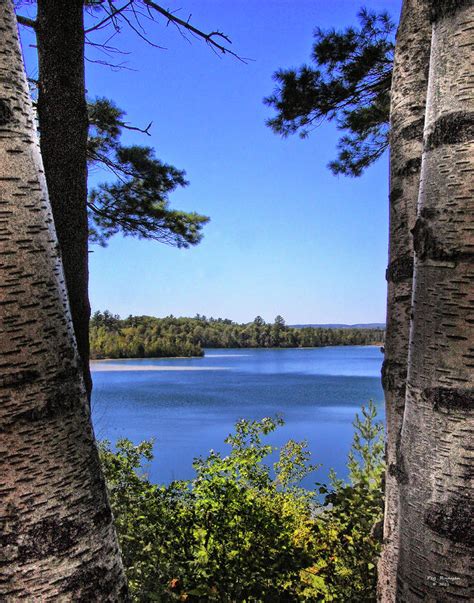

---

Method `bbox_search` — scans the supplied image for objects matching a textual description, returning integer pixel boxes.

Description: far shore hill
[291,323,386,329]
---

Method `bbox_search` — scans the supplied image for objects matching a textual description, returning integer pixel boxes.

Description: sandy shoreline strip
[90,363,229,372]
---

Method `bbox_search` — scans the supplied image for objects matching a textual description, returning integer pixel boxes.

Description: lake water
[91,346,384,488]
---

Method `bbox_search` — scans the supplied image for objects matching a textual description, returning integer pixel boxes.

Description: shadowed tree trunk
[0,1,127,598]
[378,1,431,599]
[36,0,92,397]
[396,1,474,599]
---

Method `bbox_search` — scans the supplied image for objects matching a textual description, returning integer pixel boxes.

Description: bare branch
[85,1,248,63]
[141,0,247,63]
[120,120,153,135]
[85,56,136,71]
[16,14,36,29]
[119,9,166,49]
[85,1,134,34]
[85,37,131,56]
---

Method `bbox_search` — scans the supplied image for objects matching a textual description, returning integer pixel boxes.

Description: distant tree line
[90,311,385,359]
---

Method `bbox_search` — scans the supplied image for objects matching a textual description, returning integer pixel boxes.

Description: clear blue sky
[21,0,402,324]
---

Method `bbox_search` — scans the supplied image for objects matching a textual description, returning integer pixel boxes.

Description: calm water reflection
[91,346,384,486]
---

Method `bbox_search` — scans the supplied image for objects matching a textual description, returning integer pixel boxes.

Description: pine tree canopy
[265,9,395,176]
[87,97,209,246]
[15,0,241,249]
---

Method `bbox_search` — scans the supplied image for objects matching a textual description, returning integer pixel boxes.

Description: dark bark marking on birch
[12,390,82,424]
[390,430,409,485]
[18,517,81,561]
[389,187,403,204]
[412,215,474,262]
[394,293,411,304]
[0,370,39,389]
[371,519,384,544]
[430,0,473,22]
[424,387,474,412]
[389,440,409,486]
[0,531,17,546]
[382,359,408,396]
[0,504,20,550]
[400,118,425,141]
[65,565,130,601]
[92,505,113,527]
[426,112,474,150]
[424,498,474,546]
[396,156,422,177]
[388,462,409,485]
[0,99,12,125]
[53,364,81,384]
[419,206,436,220]
[386,255,414,283]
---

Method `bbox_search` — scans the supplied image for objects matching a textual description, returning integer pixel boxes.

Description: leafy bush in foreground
[99,402,384,601]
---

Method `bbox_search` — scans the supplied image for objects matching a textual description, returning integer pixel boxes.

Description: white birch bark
[0,1,128,599]
[396,1,474,599]
[378,1,432,600]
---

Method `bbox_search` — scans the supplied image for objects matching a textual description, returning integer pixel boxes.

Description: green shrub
[298,402,384,601]
[99,401,384,602]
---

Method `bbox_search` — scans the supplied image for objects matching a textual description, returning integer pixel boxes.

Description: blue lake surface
[91,346,384,487]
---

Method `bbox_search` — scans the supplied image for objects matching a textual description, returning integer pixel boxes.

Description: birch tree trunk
[36,0,92,397]
[378,1,431,599]
[396,1,474,599]
[0,1,128,599]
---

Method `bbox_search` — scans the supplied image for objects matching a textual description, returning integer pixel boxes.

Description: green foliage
[265,9,395,176]
[90,311,204,359]
[305,401,385,601]
[90,311,385,359]
[100,402,385,601]
[87,97,209,246]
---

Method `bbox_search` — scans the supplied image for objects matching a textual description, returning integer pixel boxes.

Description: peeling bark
[378,2,432,600]
[0,1,128,598]
[396,2,474,599]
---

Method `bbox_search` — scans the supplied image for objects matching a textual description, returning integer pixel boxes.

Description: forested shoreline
[90,310,385,359]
